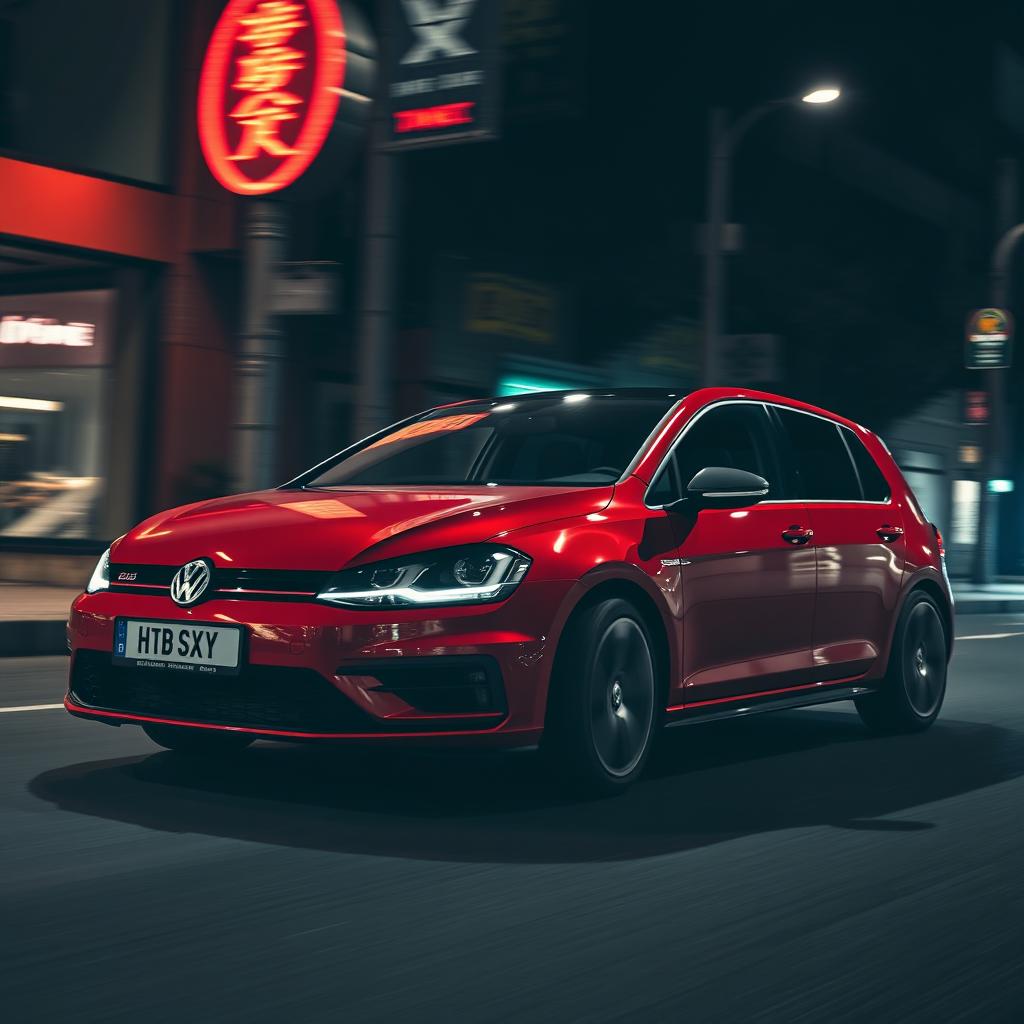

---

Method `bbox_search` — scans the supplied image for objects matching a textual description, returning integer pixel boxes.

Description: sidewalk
[2,580,1024,659]
[951,582,1024,615]
[0,584,77,657]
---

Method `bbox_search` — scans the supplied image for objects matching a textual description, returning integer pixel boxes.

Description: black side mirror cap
[683,466,770,509]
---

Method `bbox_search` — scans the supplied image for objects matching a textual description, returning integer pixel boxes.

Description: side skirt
[664,684,878,728]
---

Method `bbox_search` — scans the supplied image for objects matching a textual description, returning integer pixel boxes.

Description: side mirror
[667,466,770,511]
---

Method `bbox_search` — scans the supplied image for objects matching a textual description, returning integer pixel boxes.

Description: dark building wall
[0,0,176,185]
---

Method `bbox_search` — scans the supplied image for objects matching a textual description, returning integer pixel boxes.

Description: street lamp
[970,218,1024,583]
[701,86,841,386]
[802,87,841,105]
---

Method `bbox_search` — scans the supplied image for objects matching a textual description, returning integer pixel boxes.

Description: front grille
[71,649,375,733]
[108,564,333,602]
[217,568,334,597]
[69,651,503,733]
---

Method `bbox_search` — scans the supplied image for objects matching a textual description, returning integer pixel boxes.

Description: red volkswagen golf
[67,388,953,793]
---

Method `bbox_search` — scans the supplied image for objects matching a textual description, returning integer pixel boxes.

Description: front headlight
[86,547,111,594]
[316,545,532,608]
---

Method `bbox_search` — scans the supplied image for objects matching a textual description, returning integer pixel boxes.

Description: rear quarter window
[841,427,891,502]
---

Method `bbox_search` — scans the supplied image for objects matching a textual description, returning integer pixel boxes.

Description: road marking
[0,703,64,713]
[955,632,1024,641]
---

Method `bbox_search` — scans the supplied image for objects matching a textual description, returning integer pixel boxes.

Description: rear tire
[542,597,661,796]
[855,590,948,734]
[143,723,254,755]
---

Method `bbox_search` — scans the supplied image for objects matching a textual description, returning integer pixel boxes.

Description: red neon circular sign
[198,0,348,196]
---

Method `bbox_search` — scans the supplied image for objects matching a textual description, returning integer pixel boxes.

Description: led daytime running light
[317,546,530,609]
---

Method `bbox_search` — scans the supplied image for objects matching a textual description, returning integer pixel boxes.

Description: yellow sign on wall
[465,274,557,345]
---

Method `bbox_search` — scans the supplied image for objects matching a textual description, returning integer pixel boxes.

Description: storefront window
[0,289,112,539]
[951,478,981,548]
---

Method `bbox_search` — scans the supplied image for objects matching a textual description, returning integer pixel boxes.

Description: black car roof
[451,388,686,405]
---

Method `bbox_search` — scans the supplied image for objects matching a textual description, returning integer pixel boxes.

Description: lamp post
[701,86,841,386]
[971,219,1024,583]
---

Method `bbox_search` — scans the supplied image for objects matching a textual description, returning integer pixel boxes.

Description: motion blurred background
[1,0,1022,587]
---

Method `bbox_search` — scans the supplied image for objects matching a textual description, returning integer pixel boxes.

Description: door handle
[877,524,904,542]
[782,525,814,545]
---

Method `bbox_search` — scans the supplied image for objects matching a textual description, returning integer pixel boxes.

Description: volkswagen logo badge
[170,559,213,607]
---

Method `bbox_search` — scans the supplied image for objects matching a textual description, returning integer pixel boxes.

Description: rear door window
[774,408,862,501]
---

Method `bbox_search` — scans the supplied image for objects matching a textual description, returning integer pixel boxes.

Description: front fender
[527,561,680,727]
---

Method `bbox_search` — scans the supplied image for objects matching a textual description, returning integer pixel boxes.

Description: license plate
[113,618,243,676]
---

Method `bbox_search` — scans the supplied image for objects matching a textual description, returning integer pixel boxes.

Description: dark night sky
[1,0,1020,430]
[389,1,1024,430]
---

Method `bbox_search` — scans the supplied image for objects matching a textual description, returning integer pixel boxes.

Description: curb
[954,599,1024,615]
[0,621,68,658]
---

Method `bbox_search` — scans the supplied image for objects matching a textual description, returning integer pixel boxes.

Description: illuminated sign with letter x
[384,0,500,148]
[400,0,479,63]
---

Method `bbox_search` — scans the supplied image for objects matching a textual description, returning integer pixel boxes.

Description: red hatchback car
[67,388,953,793]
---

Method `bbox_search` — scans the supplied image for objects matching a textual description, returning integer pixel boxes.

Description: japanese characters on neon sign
[198,0,375,196]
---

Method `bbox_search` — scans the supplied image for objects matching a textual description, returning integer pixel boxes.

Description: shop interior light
[0,433,28,442]
[0,396,64,412]
[988,479,1014,494]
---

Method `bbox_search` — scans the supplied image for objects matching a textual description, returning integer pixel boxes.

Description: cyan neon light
[497,376,575,397]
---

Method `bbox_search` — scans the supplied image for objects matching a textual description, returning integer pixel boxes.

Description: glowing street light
[801,87,841,105]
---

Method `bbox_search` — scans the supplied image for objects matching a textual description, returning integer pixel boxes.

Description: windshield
[301,395,677,488]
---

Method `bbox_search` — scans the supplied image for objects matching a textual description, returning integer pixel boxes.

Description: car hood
[112,485,614,571]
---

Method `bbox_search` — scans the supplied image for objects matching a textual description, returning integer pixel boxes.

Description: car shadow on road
[29,710,1024,864]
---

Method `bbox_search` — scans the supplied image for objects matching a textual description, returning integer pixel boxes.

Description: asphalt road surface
[2,616,1023,1023]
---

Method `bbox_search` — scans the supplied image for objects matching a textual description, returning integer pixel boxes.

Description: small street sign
[965,308,1013,369]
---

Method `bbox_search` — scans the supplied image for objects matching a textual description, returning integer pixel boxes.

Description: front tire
[856,590,948,734]
[542,597,661,796]
[143,723,254,755]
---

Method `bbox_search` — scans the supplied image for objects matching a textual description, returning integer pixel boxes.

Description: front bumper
[65,581,569,746]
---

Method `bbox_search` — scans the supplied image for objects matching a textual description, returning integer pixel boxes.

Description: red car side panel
[804,501,906,681]
[673,501,817,705]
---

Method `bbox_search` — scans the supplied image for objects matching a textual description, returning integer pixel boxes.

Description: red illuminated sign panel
[199,0,363,196]
[393,101,475,135]
[964,389,989,426]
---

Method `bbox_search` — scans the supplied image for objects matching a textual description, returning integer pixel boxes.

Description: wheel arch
[897,571,954,662]
[539,567,676,728]
[906,578,954,660]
